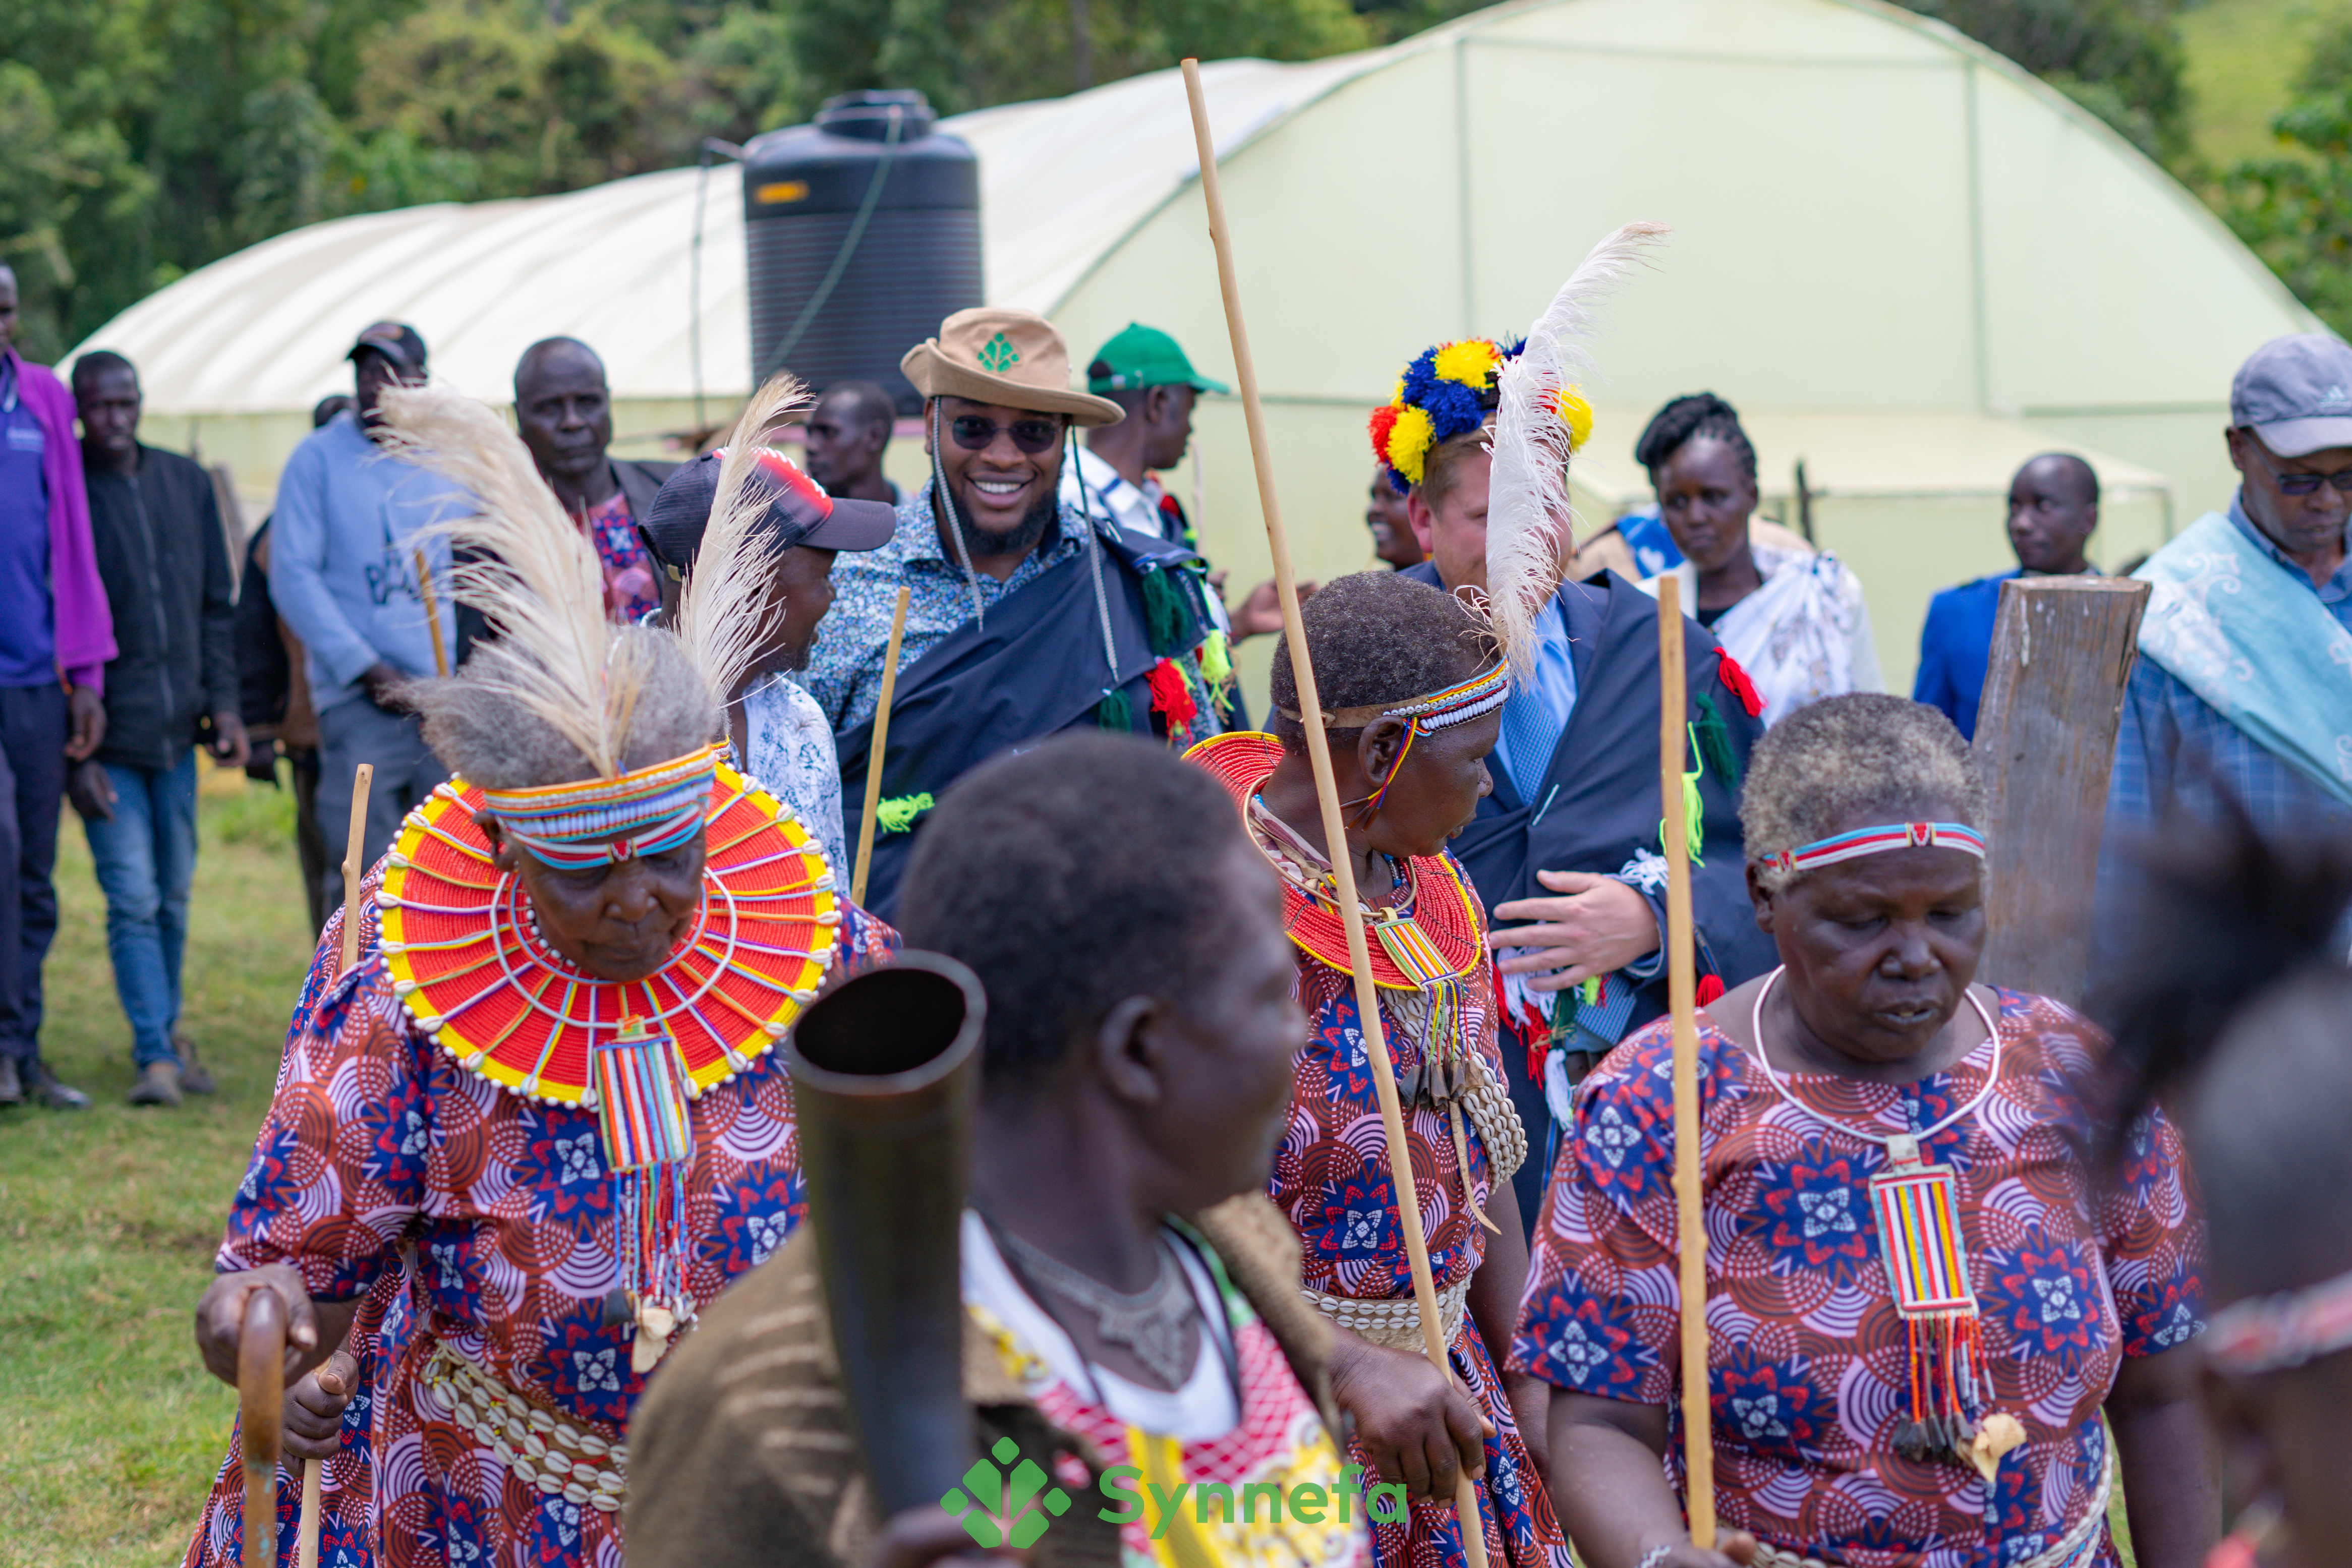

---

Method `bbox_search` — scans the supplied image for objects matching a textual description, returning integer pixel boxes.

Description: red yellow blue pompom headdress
[1368,338,1599,498]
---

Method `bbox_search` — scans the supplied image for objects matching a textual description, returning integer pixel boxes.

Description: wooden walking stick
[849,584,912,906]
[238,1284,287,1566]
[292,760,376,1566]
[414,548,450,677]
[1182,59,1488,1566]
[1654,577,1716,1545]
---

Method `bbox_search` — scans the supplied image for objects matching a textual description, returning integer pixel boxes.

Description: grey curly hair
[1741,693,1987,892]
[407,626,722,791]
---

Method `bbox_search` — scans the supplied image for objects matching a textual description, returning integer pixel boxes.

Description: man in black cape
[797,307,1231,917]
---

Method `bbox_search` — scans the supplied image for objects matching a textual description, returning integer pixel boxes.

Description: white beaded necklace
[1747,965,2003,1151]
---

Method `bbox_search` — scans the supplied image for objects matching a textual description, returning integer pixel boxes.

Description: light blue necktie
[1499,604,1575,802]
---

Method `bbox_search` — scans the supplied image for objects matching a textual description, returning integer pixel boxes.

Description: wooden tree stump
[1970,576,2151,1008]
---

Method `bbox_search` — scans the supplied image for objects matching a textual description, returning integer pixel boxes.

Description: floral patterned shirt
[580,489,658,624]
[186,888,895,1568]
[797,486,1222,744]
[739,673,848,879]
[1510,990,2204,1568]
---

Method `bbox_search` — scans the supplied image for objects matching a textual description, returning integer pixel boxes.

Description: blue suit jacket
[1912,569,2019,741]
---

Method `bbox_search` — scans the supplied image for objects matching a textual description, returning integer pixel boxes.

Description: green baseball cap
[1085,323,1230,396]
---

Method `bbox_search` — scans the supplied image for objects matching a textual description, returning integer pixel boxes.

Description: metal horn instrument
[783,951,985,1517]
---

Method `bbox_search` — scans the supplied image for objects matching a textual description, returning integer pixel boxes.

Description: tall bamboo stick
[414,549,450,678]
[1181,59,1487,1566]
[849,585,912,907]
[298,762,377,1566]
[1654,576,1715,1546]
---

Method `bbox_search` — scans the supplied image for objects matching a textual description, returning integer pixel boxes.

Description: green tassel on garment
[1138,568,1194,657]
[1198,628,1233,690]
[1657,724,1706,867]
[875,793,935,835]
[1096,688,1135,732]
[1693,690,1741,789]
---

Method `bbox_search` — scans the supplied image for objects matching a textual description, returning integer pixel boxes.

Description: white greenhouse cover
[67,54,1373,416]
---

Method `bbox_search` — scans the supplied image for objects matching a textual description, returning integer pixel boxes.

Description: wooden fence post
[1969,576,2150,1008]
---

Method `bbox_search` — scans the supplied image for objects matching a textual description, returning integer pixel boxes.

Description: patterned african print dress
[1193,733,1572,1568]
[182,769,894,1568]
[1511,991,2204,1568]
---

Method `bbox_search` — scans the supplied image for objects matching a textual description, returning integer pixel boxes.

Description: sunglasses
[2246,438,2352,496]
[949,414,1064,454]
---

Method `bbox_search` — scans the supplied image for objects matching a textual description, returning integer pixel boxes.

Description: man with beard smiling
[798,307,1228,917]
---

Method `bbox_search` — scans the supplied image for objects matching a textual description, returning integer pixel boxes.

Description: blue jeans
[81,752,197,1069]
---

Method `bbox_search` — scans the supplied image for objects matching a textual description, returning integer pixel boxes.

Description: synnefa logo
[1099,1463,1408,1535]
[943,1438,1073,1548]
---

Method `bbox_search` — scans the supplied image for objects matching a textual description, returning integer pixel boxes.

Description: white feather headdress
[374,384,649,778]
[1485,220,1670,679]
[675,373,812,705]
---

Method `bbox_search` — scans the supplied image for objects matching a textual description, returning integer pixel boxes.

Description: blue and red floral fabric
[1511,989,2204,1568]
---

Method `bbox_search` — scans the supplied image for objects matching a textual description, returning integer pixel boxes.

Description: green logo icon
[977,332,1021,373]
[942,1437,1071,1548]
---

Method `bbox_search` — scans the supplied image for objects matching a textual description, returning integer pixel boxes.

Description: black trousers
[0,683,68,1069]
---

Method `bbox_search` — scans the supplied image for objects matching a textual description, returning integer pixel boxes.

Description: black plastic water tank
[741,90,983,416]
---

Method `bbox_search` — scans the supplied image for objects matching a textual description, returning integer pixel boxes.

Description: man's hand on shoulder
[1489,871,1661,991]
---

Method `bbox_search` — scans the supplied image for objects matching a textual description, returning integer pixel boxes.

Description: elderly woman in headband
[1512,693,2214,1568]
[179,390,892,1568]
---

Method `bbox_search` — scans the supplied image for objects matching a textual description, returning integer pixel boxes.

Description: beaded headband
[1276,660,1513,732]
[482,744,721,869]
[2207,1267,2352,1375]
[1756,821,1988,879]
[1277,661,1510,822]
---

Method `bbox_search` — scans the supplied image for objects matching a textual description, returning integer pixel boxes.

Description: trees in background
[2221,18,2352,338]
[12,0,2346,363]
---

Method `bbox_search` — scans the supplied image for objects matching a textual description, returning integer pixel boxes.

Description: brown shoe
[174,1033,215,1095]
[127,1060,182,1108]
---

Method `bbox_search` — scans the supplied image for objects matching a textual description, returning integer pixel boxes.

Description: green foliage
[1897,0,2193,165]
[2220,14,2352,336]
[799,0,1371,115]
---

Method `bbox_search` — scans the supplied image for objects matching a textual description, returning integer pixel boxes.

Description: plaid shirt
[2099,494,2352,917]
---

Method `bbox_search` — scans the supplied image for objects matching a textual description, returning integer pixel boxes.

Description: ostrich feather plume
[1486,220,1670,678]
[677,373,812,705]
[374,384,644,778]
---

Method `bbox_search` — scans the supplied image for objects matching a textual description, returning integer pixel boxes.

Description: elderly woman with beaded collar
[1511,694,2213,1568]
[179,392,891,1568]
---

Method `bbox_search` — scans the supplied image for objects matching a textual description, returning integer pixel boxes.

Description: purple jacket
[7,347,115,691]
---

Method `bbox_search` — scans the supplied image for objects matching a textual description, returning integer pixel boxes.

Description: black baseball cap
[347,321,427,376]
[640,447,897,579]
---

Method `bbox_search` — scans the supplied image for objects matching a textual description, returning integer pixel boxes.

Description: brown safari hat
[900,307,1125,427]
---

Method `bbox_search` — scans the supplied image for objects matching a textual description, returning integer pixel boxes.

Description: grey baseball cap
[2231,333,2352,457]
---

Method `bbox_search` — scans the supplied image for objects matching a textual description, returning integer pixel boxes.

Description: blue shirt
[1495,596,1578,802]
[0,359,55,685]
[1912,568,2021,741]
[2098,492,2352,945]
[264,412,466,711]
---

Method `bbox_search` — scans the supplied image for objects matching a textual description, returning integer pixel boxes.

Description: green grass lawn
[2178,0,2351,168]
[0,776,316,1568]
